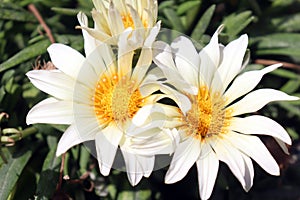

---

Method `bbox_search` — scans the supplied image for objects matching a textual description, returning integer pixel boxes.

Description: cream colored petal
[224,64,281,105]
[144,21,161,47]
[86,45,108,78]
[228,89,299,116]
[224,132,280,175]
[26,98,73,125]
[196,150,219,200]
[121,150,154,186]
[76,60,99,90]
[56,124,95,156]
[47,43,85,79]
[26,70,74,100]
[117,31,134,77]
[129,128,180,155]
[95,123,123,176]
[199,25,223,87]
[165,137,201,184]
[171,36,199,88]
[79,26,112,44]
[159,84,192,114]
[212,34,248,93]
[153,41,198,95]
[230,115,291,145]
[77,12,99,56]
[108,2,125,36]
[214,139,247,190]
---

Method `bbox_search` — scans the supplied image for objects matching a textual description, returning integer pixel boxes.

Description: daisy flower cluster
[26,0,299,199]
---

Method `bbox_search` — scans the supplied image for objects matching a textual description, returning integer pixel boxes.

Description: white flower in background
[152,26,299,200]
[26,24,178,186]
[77,0,159,46]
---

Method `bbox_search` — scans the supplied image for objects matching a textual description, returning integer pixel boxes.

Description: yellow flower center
[121,14,148,29]
[93,73,145,125]
[183,86,232,141]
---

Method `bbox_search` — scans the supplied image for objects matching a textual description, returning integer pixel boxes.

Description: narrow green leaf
[191,5,216,42]
[36,136,61,199]
[0,3,36,22]
[222,11,255,39]
[163,8,185,32]
[272,13,300,32]
[51,7,84,16]
[0,8,36,22]
[0,39,51,73]
[280,79,300,93]
[79,145,90,175]
[270,68,300,79]
[158,1,174,11]
[177,0,201,15]
[0,146,36,200]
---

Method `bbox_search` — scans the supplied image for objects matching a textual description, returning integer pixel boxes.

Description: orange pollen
[183,86,232,141]
[121,13,148,29]
[93,73,145,124]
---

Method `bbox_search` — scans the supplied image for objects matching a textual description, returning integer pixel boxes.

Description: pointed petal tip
[99,164,111,176]
[216,24,224,33]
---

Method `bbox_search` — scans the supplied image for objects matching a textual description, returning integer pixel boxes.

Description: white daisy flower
[26,25,177,186]
[77,0,159,46]
[152,26,299,200]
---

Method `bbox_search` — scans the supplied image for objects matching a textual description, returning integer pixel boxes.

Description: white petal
[108,2,124,36]
[77,12,99,56]
[75,59,99,89]
[26,70,74,100]
[199,25,223,87]
[131,47,153,86]
[27,98,73,125]
[171,36,199,87]
[129,128,179,155]
[117,30,134,77]
[56,124,94,156]
[231,115,291,145]
[86,45,108,77]
[47,43,85,78]
[224,64,281,105]
[165,137,201,183]
[224,132,280,175]
[212,34,248,93]
[159,84,192,114]
[144,21,161,48]
[121,150,154,186]
[274,138,290,155]
[95,124,123,176]
[228,89,299,116]
[214,139,247,190]
[241,154,254,192]
[153,41,198,94]
[196,149,219,200]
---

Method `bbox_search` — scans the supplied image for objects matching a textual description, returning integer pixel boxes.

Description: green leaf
[191,4,216,42]
[36,136,61,199]
[0,146,36,200]
[163,8,185,32]
[254,33,300,61]
[280,79,300,94]
[222,11,255,40]
[51,7,84,16]
[0,39,51,73]
[272,13,300,32]
[177,0,201,15]
[79,145,90,175]
[0,3,36,22]
[270,68,300,79]
[158,1,174,11]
